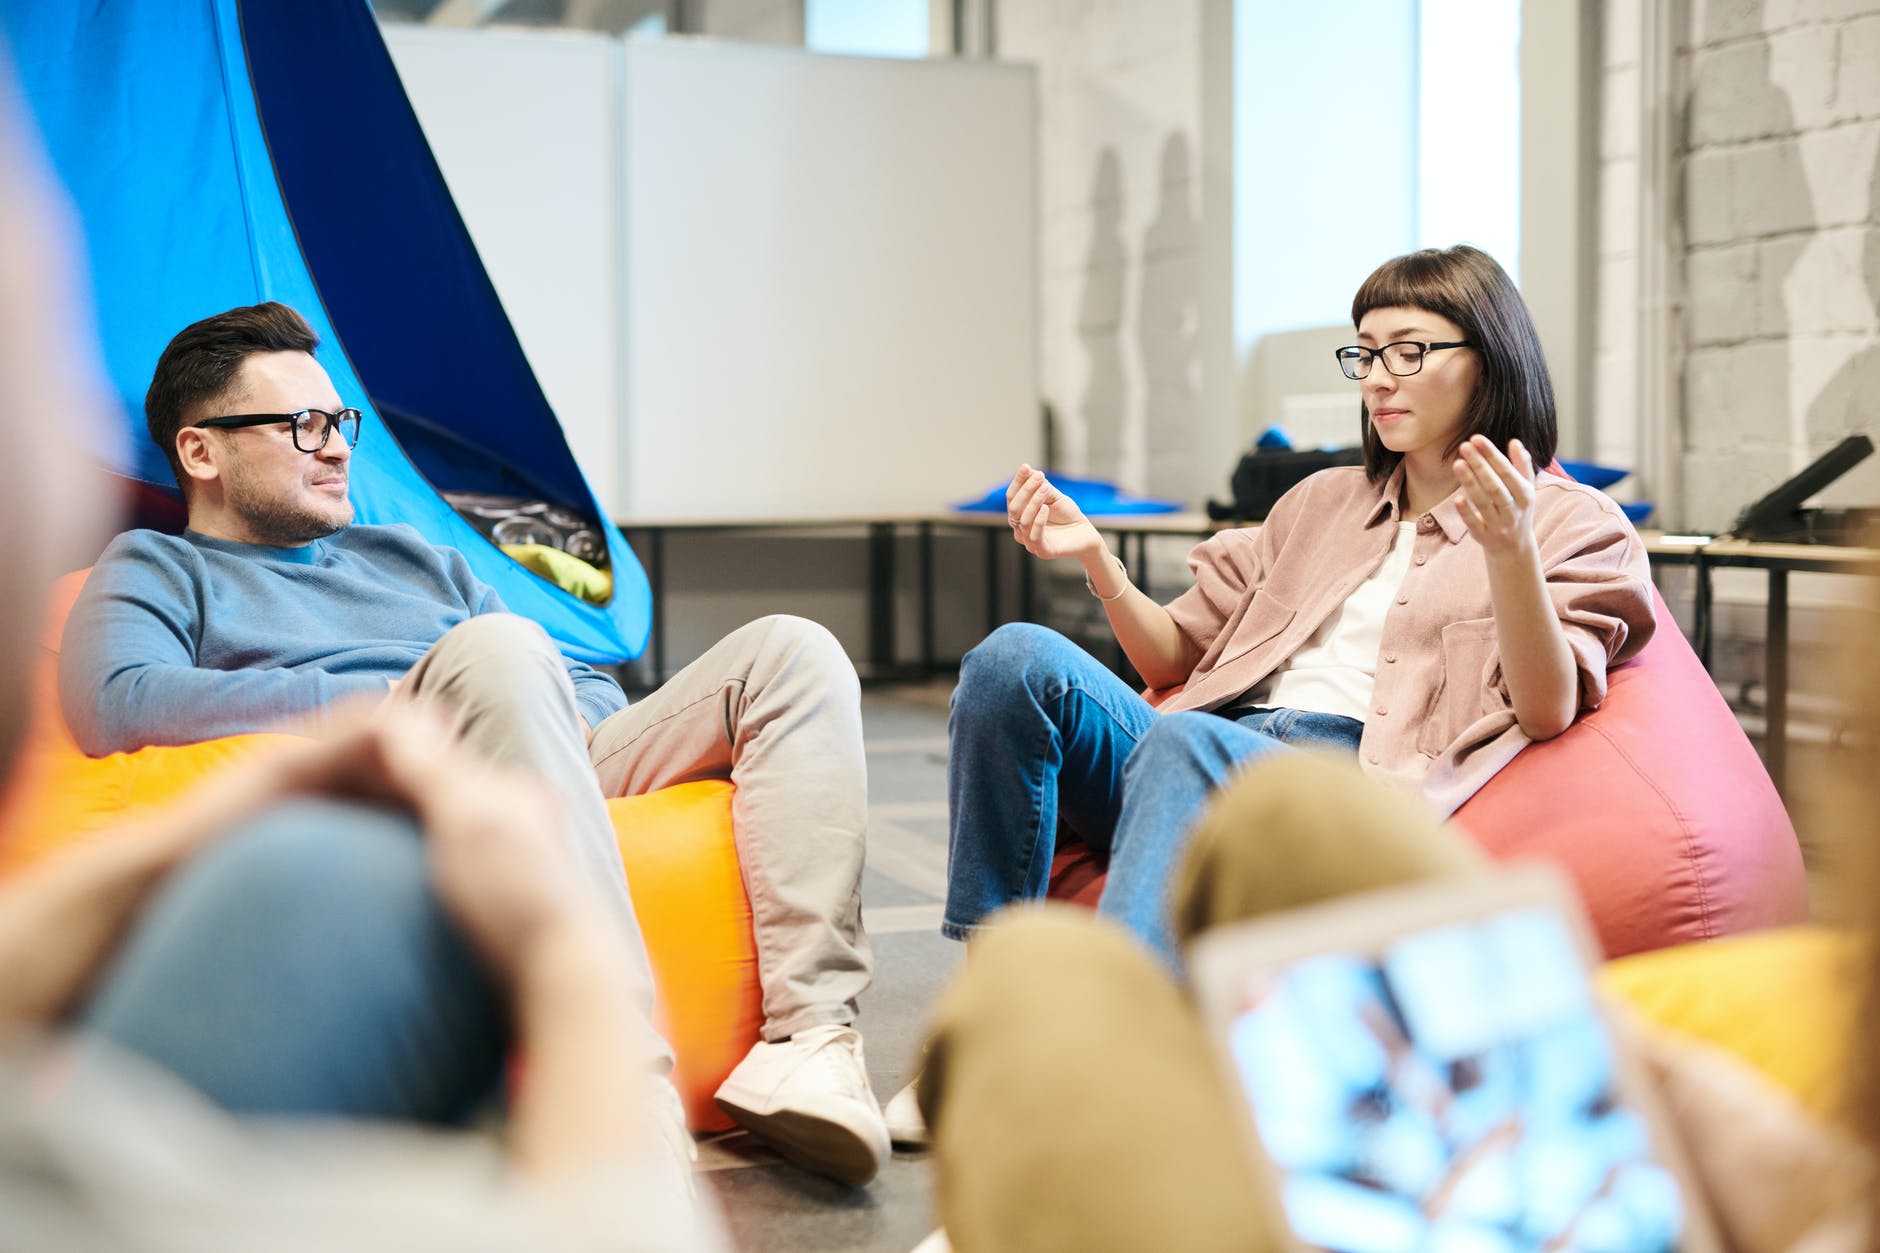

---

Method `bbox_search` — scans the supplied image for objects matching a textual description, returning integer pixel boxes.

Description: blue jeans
[946,623,1364,965]
[76,799,509,1124]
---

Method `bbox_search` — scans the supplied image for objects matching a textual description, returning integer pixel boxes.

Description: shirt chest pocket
[1214,591,1296,670]
[1416,617,1508,757]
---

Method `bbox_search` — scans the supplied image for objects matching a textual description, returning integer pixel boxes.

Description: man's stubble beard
[243,499,350,545]
[225,462,352,546]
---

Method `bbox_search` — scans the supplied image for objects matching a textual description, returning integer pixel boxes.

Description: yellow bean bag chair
[1597,923,1866,1135]
[2,571,763,1133]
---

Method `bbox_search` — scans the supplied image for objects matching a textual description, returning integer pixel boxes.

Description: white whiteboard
[384,29,1039,519]
[618,41,1037,518]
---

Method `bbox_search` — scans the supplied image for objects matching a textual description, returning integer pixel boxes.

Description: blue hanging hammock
[0,0,651,664]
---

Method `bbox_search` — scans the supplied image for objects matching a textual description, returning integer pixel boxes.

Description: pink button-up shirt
[1153,465,1656,815]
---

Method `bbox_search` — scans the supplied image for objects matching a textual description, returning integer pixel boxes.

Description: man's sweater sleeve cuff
[576,689,626,733]
[322,673,404,711]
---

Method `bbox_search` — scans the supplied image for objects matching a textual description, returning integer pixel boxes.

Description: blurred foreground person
[920,746,1878,1252]
[0,70,722,1253]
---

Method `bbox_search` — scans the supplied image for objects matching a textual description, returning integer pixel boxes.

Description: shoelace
[788,1025,872,1104]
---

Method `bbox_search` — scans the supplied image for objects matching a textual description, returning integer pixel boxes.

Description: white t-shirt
[1242,521,1418,720]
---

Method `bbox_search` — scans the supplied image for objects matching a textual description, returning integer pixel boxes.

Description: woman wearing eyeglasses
[941,244,1655,968]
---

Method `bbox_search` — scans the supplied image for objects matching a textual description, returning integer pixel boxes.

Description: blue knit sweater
[59,524,628,756]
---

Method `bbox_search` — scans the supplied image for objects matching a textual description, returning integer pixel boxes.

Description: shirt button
[1367,751,1381,764]
[1419,517,1435,532]
[1396,594,1409,605]
[1375,707,1388,717]
[1414,555,1427,566]
[1384,652,1397,663]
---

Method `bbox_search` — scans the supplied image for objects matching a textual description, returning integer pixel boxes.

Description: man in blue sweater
[60,303,889,1187]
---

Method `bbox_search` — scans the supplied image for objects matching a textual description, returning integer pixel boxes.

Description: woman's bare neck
[1399,453,1454,518]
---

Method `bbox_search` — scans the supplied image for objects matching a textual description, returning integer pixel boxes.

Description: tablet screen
[1222,904,1685,1253]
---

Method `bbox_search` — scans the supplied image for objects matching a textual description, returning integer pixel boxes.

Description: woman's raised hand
[1453,435,1538,559]
[1006,464,1102,562]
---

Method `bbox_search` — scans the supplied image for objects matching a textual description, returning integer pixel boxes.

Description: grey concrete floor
[701,681,961,1253]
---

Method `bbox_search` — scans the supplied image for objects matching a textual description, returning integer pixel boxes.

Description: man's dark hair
[1350,244,1558,486]
[144,302,320,490]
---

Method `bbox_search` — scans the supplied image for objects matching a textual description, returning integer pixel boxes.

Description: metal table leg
[919,521,935,677]
[984,528,1002,630]
[1764,568,1788,796]
[649,527,667,685]
[868,522,896,677]
[1693,555,1714,672]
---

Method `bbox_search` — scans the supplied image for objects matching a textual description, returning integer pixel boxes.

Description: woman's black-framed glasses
[194,407,365,453]
[1334,341,1473,381]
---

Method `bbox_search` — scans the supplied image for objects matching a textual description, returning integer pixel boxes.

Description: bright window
[1417,0,1521,273]
[806,0,928,59]
[1233,1,1520,351]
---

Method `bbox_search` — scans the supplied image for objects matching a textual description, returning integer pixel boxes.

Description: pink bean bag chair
[1048,588,1807,959]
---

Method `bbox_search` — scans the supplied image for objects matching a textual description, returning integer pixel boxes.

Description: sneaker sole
[714,1096,887,1188]
[884,1081,930,1149]
[885,1123,931,1150]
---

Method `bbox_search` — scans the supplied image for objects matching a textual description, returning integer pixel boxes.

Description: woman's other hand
[1006,465,1103,562]
[1451,436,1577,739]
[1453,436,1538,559]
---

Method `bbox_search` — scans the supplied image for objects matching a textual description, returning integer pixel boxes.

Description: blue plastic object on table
[1556,460,1630,491]
[953,475,1184,516]
[1555,460,1652,524]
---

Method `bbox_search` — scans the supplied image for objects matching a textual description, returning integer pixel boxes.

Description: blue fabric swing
[1,0,650,664]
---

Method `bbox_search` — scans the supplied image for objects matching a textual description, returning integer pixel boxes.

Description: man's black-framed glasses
[1334,341,1473,381]
[194,407,364,453]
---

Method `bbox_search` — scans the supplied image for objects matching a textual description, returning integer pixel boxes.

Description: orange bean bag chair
[1047,587,1808,960]
[3,572,763,1132]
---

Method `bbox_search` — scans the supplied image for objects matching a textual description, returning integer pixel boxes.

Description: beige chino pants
[399,612,872,1070]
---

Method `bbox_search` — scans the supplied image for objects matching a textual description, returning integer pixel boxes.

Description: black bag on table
[1207,446,1363,523]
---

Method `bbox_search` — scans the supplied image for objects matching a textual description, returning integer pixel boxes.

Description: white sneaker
[883,1077,929,1149]
[713,1024,890,1187]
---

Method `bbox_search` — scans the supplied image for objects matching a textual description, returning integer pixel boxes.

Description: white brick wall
[688,0,1880,528]
[1593,0,1645,474]
[996,0,1207,501]
[1602,0,1880,529]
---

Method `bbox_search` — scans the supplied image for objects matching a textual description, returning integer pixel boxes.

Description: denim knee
[81,798,507,1122]
[1122,712,1241,782]
[190,799,434,922]
[956,623,1079,706]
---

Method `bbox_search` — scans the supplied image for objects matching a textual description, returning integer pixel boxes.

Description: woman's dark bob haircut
[1350,244,1557,487]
